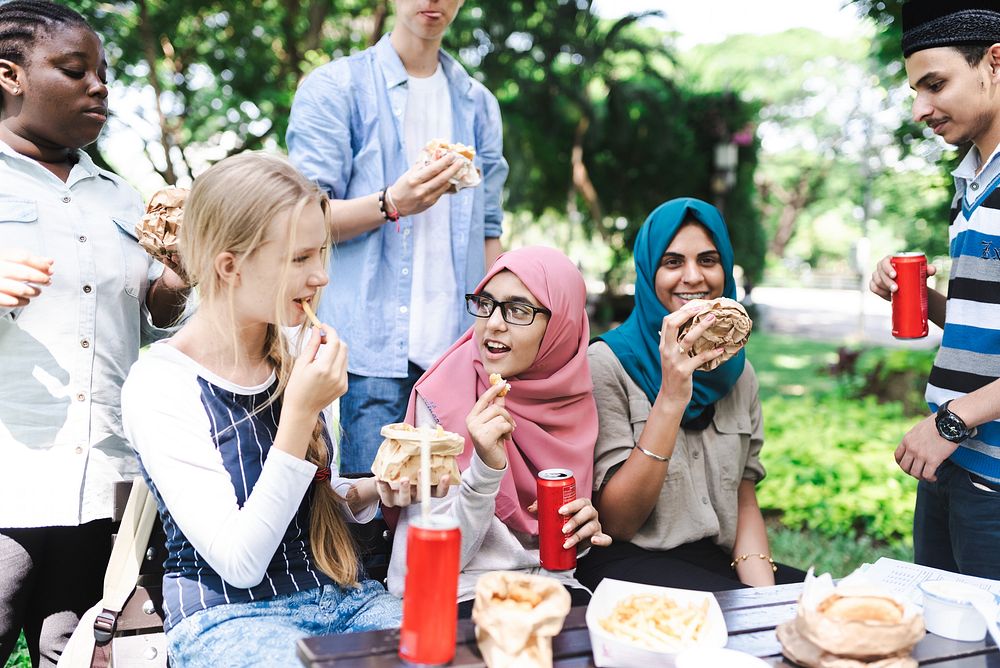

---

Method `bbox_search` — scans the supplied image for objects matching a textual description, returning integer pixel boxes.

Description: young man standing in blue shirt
[287,0,508,473]
[870,0,1000,578]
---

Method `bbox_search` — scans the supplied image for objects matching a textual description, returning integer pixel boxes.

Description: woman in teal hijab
[578,198,804,592]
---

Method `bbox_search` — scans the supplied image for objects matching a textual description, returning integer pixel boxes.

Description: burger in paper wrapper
[136,187,188,264]
[776,570,924,668]
[370,422,464,484]
[472,572,571,668]
[418,139,482,192]
[677,297,752,371]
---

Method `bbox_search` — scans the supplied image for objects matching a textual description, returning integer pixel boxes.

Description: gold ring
[677,344,687,355]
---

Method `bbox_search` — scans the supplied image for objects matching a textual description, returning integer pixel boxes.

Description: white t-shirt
[403,65,459,369]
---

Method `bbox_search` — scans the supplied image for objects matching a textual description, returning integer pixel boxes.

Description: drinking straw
[420,431,431,524]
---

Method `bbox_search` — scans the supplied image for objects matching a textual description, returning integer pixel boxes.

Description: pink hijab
[404,246,597,535]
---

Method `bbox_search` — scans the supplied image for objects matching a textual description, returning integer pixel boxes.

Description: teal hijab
[597,198,745,426]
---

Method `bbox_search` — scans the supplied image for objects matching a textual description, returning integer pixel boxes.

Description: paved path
[749,286,942,350]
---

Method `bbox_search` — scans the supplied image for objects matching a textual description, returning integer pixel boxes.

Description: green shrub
[835,347,936,416]
[758,394,920,543]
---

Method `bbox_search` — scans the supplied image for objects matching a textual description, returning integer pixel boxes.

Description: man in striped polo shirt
[870,0,1000,579]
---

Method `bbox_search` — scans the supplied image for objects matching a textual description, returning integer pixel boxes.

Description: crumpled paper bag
[472,572,572,668]
[776,622,917,668]
[776,570,923,667]
[418,139,482,192]
[370,422,464,484]
[136,187,188,264]
[677,297,752,371]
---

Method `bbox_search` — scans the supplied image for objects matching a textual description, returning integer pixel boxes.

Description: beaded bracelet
[634,445,670,463]
[730,553,777,572]
[378,186,400,225]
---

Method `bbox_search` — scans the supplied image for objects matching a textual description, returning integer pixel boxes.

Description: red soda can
[399,515,460,665]
[537,468,577,571]
[890,252,928,339]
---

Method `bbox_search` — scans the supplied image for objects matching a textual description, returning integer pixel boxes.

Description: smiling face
[906,45,1000,151]
[654,221,725,313]
[473,270,549,379]
[234,202,330,329]
[0,23,109,152]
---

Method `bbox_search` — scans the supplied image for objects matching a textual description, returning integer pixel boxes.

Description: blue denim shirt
[287,35,508,378]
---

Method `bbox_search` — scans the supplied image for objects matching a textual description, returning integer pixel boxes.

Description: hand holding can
[537,469,577,571]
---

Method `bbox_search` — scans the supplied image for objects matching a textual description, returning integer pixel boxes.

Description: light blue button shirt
[287,35,508,378]
[0,140,170,527]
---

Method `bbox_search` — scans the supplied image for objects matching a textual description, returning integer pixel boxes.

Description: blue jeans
[338,363,424,474]
[914,459,1000,579]
[165,580,401,668]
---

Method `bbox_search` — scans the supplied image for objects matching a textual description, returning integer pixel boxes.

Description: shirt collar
[374,33,473,98]
[0,138,102,180]
[953,143,1000,182]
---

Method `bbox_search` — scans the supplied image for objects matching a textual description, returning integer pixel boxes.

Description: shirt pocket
[0,199,43,255]
[112,216,146,300]
[712,410,752,489]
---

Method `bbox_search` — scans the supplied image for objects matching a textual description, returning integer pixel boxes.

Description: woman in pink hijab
[386,246,611,616]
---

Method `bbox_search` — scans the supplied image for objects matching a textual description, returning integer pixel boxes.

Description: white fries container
[586,579,728,667]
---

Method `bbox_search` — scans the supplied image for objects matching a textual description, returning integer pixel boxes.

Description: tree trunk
[137,0,177,185]
[767,173,815,258]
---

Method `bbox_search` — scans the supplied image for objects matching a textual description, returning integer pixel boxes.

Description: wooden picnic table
[297,582,1000,667]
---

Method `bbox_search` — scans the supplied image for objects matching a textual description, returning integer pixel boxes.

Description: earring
[11,86,19,95]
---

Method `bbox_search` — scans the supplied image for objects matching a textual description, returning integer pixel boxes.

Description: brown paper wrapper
[777,574,924,667]
[472,572,572,668]
[136,187,188,264]
[418,139,482,192]
[677,297,752,371]
[370,422,464,484]
[777,621,917,668]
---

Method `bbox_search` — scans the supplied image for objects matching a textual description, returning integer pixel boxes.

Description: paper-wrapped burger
[370,423,464,485]
[472,572,571,668]
[136,187,188,265]
[776,571,924,668]
[418,139,482,192]
[677,297,752,371]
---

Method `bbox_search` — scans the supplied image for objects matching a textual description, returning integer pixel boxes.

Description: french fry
[598,594,710,652]
[302,300,323,329]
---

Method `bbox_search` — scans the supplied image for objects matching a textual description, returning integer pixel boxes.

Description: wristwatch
[935,400,977,443]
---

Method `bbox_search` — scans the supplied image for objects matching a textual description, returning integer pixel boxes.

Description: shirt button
[83,285,92,294]
[74,446,83,454]
[403,228,411,236]
[702,496,709,505]
[76,392,86,402]
[402,268,409,276]
[693,451,700,459]
[400,306,408,314]
[971,182,980,190]
[81,339,90,348]
[62,195,71,203]
[79,235,87,243]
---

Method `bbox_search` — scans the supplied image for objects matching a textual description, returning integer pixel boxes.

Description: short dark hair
[0,0,91,66]
[955,42,992,67]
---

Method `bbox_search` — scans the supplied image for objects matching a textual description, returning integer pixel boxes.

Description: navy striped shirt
[926,147,1000,481]
[122,343,337,632]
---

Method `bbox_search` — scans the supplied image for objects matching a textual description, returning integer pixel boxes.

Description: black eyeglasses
[465,294,551,326]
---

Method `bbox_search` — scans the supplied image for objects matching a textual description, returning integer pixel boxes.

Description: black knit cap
[901,0,1000,57]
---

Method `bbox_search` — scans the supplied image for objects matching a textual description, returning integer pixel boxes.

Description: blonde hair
[180,151,358,586]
